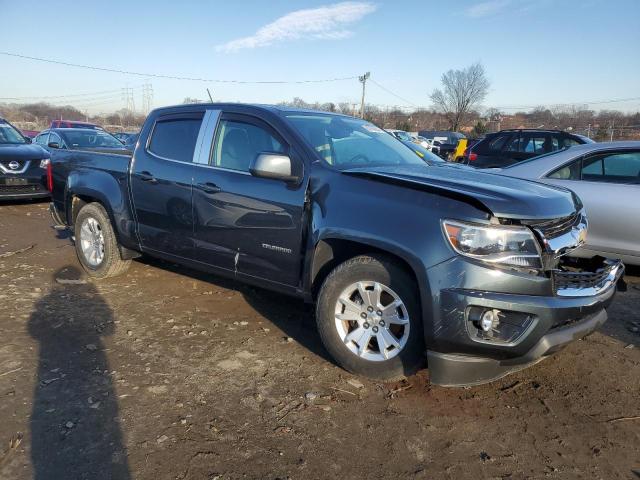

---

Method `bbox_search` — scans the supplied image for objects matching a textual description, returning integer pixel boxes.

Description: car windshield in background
[401,140,444,163]
[285,114,425,170]
[59,130,124,149]
[0,121,27,144]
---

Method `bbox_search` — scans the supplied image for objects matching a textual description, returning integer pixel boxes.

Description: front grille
[526,212,580,239]
[0,184,45,195]
[552,258,623,297]
[553,267,611,290]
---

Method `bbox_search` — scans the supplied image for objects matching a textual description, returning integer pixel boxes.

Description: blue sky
[1,0,639,114]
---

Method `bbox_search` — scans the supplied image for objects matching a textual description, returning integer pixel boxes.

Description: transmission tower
[142,81,154,114]
[121,86,136,114]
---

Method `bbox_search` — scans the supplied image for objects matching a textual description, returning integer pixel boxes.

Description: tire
[74,202,131,279]
[316,255,425,381]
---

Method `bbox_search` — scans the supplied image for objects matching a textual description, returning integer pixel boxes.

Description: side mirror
[249,153,300,183]
[47,142,60,149]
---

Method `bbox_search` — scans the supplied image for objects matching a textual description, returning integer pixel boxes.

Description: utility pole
[587,123,591,138]
[359,71,370,119]
[610,121,614,141]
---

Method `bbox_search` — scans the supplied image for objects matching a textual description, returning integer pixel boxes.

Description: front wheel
[74,202,131,279]
[316,255,425,381]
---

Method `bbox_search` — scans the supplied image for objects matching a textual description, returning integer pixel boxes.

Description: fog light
[480,309,499,332]
[467,307,535,344]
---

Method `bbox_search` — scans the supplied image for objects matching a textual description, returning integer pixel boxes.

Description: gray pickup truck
[49,103,624,386]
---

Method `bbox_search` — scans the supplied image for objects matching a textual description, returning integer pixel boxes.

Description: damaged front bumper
[426,257,624,387]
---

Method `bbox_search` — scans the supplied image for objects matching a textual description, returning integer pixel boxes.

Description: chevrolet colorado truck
[48,104,624,386]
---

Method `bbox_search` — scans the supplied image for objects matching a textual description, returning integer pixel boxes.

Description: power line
[0,87,142,101]
[491,97,640,110]
[0,51,359,84]
[369,79,420,108]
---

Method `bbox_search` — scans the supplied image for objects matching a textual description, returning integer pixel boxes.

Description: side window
[488,134,510,152]
[212,119,286,172]
[49,132,63,148]
[35,132,49,146]
[582,156,603,178]
[504,134,522,152]
[581,151,640,184]
[603,152,640,180]
[522,135,553,154]
[148,115,203,162]
[548,159,581,180]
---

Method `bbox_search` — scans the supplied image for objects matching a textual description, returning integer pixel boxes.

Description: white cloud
[216,2,377,53]
[465,0,511,18]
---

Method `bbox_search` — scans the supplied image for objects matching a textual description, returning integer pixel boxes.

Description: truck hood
[342,164,579,220]
[0,143,49,161]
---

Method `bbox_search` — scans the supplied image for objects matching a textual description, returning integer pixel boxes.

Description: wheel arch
[307,236,430,316]
[64,170,139,255]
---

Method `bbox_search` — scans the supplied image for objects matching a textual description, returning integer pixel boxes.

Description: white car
[498,141,640,266]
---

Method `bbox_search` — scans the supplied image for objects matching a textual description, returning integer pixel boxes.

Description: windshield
[401,141,444,163]
[0,121,27,144]
[59,130,124,149]
[285,113,425,170]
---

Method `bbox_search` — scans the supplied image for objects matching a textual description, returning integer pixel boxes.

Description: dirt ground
[0,200,638,480]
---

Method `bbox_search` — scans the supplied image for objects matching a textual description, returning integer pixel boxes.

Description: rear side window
[476,134,509,154]
[548,150,640,184]
[148,115,203,162]
[583,151,640,183]
[504,134,522,152]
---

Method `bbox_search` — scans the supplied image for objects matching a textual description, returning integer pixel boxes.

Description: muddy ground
[0,200,638,480]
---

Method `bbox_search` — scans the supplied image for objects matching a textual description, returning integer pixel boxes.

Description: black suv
[0,118,50,200]
[467,129,593,168]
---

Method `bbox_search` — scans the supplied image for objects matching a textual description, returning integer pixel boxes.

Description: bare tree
[430,63,490,131]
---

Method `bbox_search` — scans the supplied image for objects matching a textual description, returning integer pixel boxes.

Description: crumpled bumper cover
[426,258,624,387]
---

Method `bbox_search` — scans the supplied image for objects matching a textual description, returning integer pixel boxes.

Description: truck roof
[157,103,352,118]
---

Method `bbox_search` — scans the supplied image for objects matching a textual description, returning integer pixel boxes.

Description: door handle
[196,182,221,194]
[139,171,158,184]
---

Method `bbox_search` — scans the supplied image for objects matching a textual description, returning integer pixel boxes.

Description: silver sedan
[498,141,640,265]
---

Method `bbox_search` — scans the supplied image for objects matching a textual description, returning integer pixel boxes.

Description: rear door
[546,149,640,258]
[130,110,205,260]
[192,111,307,286]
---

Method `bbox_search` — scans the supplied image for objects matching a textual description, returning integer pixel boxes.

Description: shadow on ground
[136,255,333,364]
[28,266,130,480]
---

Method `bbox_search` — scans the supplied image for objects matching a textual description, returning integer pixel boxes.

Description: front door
[192,112,307,286]
[130,111,204,259]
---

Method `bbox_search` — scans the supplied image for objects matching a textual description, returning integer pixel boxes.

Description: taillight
[468,152,478,162]
[46,160,53,191]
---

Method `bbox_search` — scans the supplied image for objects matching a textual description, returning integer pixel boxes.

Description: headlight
[442,219,542,269]
[40,159,50,169]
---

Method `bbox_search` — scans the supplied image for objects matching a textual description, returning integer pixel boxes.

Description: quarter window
[148,115,203,162]
[212,119,285,172]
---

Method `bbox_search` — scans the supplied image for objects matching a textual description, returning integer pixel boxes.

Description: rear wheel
[74,202,130,278]
[316,255,425,381]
